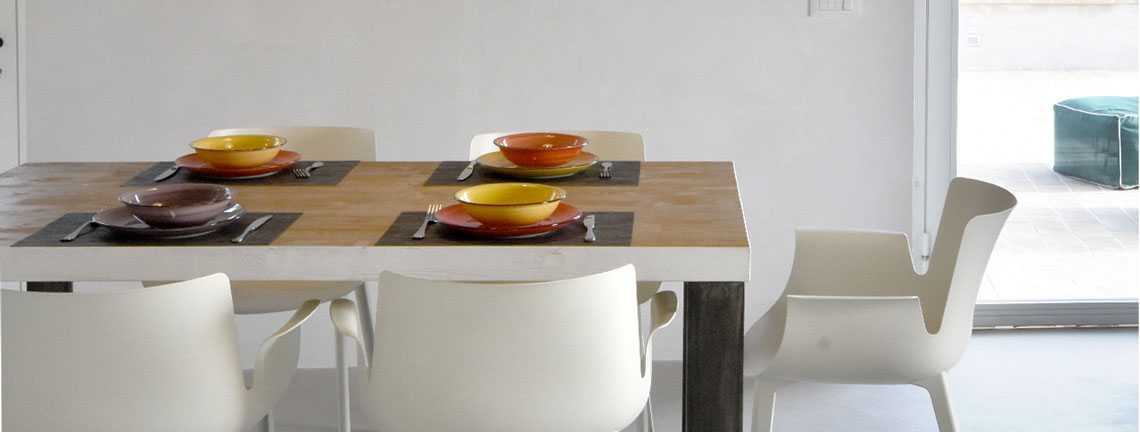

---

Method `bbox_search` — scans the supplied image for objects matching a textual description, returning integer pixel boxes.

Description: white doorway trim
[912,0,958,271]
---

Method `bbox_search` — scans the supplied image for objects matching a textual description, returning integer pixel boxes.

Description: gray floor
[271,327,1137,432]
[958,69,1138,302]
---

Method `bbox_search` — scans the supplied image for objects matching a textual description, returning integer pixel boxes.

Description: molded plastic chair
[198,126,377,314]
[184,126,375,431]
[744,178,1016,432]
[330,264,677,432]
[469,130,659,301]
[211,126,376,162]
[2,273,317,432]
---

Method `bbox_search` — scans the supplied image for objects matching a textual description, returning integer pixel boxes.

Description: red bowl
[493,133,588,168]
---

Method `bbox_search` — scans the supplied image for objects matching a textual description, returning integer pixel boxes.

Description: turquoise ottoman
[1053,96,1138,189]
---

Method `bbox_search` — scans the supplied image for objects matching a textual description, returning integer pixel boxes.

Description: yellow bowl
[455,183,567,226]
[189,135,286,169]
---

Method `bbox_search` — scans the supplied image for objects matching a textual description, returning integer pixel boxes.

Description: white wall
[959,3,1139,70]
[22,1,915,367]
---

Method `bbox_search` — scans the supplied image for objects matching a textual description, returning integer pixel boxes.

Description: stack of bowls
[118,184,234,228]
[455,183,566,226]
[189,135,286,168]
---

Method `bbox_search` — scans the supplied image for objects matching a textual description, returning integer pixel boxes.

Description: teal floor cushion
[1053,96,1139,189]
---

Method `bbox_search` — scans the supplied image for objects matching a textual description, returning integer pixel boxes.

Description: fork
[599,161,613,179]
[411,204,442,239]
[60,215,98,242]
[293,161,325,178]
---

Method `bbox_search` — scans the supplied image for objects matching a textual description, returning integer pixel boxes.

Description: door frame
[0,0,21,171]
[912,0,956,271]
[916,0,1139,327]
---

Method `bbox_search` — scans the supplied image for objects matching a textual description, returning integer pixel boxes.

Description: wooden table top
[0,162,750,282]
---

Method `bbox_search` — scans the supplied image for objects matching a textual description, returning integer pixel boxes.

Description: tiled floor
[958,69,1138,301]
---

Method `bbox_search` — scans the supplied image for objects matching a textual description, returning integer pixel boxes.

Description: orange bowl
[493,133,587,168]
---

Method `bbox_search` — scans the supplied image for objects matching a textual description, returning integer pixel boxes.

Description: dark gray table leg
[683,281,745,432]
[27,282,73,292]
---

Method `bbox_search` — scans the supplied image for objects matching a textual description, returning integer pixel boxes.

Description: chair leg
[253,411,274,432]
[750,378,786,432]
[336,330,351,432]
[634,397,655,432]
[915,373,959,432]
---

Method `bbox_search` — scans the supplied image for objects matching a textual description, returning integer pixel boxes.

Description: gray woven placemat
[122,161,359,186]
[376,211,633,246]
[13,212,301,247]
[424,161,640,186]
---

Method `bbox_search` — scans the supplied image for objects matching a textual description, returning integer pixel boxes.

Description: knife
[232,215,273,243]
[583,214,596,242]
[456,161,477,181]
[153,164,180,182]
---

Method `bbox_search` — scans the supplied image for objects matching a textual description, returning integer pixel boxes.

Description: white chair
[469,130,659,302]
[329,264,677,432]
[2,273,317,432]
[744,178,1017,432]
[172,126,376,431]
[201,126,376,314]
[471,130,665,430]
[211,126,377,162]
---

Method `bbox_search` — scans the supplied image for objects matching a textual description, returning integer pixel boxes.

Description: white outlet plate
[810,0,861,17]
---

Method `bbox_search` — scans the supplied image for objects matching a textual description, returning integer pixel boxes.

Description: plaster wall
[21,0,915,367]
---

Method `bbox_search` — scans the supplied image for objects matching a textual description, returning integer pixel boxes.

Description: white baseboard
[974,301,1139,328]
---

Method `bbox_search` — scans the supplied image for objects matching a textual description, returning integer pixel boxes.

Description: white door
[0,0,18,172]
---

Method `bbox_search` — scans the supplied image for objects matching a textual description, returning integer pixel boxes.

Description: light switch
[811,0,860,17]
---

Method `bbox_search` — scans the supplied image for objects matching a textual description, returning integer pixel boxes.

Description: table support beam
[682,281,745,432]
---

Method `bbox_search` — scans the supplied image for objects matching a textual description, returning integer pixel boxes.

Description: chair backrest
[468,130,646,161]
[359,264,649,432]
[925,178,1017,339]
[210,126,377,160]
[2,274,254,432]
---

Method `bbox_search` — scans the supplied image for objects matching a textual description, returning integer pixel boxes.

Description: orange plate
[434,203,582,238]
[175,150,301,179]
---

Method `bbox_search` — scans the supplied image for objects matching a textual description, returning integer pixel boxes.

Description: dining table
[0,160,751,431]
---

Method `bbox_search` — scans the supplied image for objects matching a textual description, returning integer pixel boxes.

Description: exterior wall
[960,1,1139,70]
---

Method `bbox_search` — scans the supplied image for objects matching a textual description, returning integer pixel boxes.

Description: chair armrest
[245,299,319,428]
[637,281,662,305]
[786,229,924,297]
[330,298,369,368]
[773,294,934,382]
[641,290,678,377]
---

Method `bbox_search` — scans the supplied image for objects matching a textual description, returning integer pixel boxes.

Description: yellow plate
[476,151,598,179]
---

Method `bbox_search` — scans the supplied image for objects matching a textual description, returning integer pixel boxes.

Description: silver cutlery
[293,161,324,178]
[583,214,596,242]
[411,204,441,239]
[599,162,613,179]
[232,215,273,243]
[61,215,98,242]
[456,161,477,181]
[153,165,180,182]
